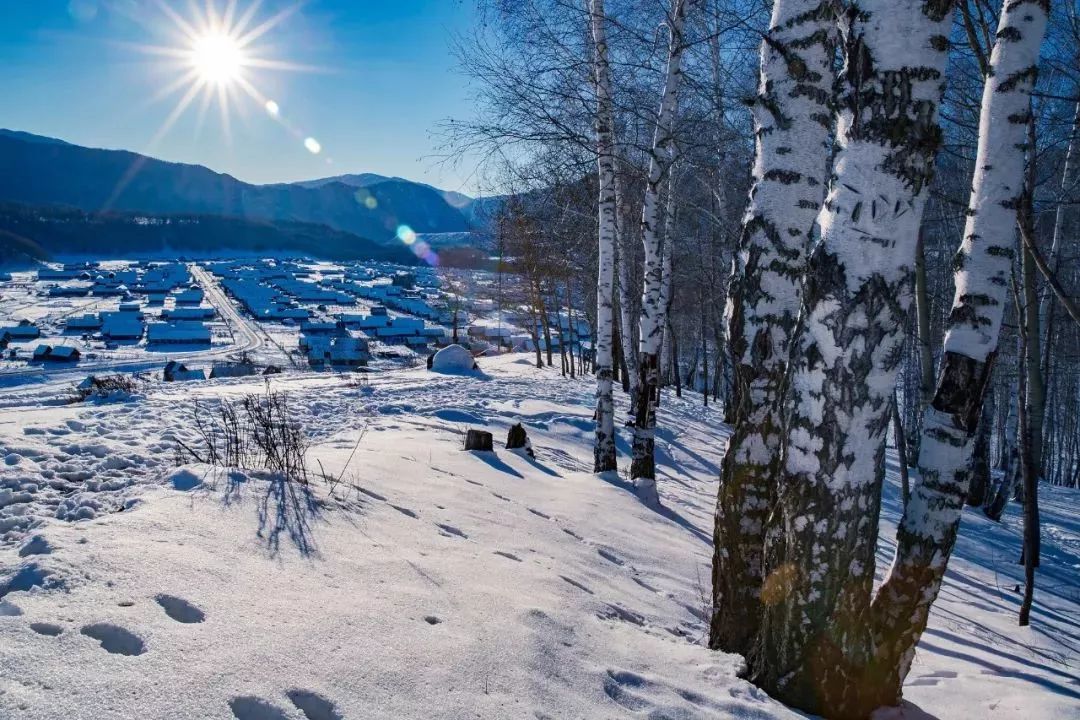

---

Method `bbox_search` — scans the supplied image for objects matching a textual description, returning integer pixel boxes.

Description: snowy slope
[0,355,1076,719]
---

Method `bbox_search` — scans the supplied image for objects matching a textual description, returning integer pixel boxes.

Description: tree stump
[506,423,534,458]
[464,429,493,452]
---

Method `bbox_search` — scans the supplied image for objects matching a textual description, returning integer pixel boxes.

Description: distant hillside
[0,228,50,265]
[295,171,506,229]
[0,131,472,245]
[0,202,418,264]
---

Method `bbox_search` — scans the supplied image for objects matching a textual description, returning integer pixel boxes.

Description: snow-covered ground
[0,355,1076,719]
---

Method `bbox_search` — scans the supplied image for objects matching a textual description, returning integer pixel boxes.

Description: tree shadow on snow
[596,471,711,546]
[468,450,525,479]
[254,474,323,558]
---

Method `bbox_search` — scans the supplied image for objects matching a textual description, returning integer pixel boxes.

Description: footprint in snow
[0,600,23,617]
[156,594,206,624]
[436,523,467,539]
[559,576,593,595]
[597,548,623,566]
[229,696,291,720]
[527,508,551,519]
[30,622,63,636]
[287,689,344,720]
[490,492,510,502]
[390,504,418,518]
[597,603,645,626]
[357,487,387,502]
[81,623,146,656]
[494,550,522,562]
[423,615,442,625]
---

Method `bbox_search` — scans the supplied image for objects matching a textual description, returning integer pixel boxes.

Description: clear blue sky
[0,0,479,192]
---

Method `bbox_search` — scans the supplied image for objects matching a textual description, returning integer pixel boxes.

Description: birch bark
[871,0,1049,706]
[708,0,837,656]
[629,0,698,503]
[590,0,618,473]
[753,1,955,715]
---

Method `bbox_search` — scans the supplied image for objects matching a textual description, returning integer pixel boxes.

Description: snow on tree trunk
[590,0,618,474]
[708,0,837,657]
[752,1,955,716]
[629,0,697,504]
[872,0,1048,705]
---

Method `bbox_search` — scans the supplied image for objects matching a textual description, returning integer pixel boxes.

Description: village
[0,258,593,389]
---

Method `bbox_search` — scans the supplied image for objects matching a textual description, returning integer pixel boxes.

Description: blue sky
[0,1,479,191]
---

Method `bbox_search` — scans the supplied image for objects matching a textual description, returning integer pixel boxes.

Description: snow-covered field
[0,355,1076,719]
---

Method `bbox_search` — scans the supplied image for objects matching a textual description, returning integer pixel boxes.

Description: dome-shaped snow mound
[430,344,477,373]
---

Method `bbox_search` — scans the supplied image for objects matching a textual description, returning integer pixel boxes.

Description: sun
[125,1,317,150]
[190,32,245,86]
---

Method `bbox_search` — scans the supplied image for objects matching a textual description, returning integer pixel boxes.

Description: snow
[429,343,476,374]
[0,355,1076,719]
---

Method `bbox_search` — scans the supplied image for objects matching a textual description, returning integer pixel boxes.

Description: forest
[446,1,1076,717]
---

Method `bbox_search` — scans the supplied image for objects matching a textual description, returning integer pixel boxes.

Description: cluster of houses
[41,262,194,302]
[62,301,215,346]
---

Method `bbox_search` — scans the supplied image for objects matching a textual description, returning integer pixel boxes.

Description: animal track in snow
[390,504,418,518]
[287,689,344,720]
[527,508,551,519]
[423,615,442,625]
[228,696,291,720]
[81,623,146,656]
[493,550,522,562]
[156,594,206,624]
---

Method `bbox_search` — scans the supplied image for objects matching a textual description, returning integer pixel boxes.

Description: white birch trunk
[754,1,955,715]
[628,0,698,503]
[614,169,640,405]
[708,0,837,657]
[590,0,618,473]
[872,0,1048,705]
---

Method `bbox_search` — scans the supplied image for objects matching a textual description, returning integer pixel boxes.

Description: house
[147,322,212,344]
[301,335,333,366]
[32,345,81,362]
[48,283,91,297]
[162,306,215,321]
[299,320,340,335]
[100,312,144,341]
[118,302,143,315]
[65,314,103,332]
[370,305,388,317]
[328,336,370,367]
[209,362,258,379]
[163,361,205,382]
[173,287,205,305]
[0,320,40,340]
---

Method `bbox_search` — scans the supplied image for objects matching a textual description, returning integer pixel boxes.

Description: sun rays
[126,0,319,152]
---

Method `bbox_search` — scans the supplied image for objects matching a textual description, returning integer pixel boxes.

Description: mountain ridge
[0,130,478,245]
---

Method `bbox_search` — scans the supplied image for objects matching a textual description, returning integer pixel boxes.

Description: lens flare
[304,137,321,154]
[264,100,280,116]
[396,225,418,245]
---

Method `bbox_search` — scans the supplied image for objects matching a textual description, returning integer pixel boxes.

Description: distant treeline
[0,202,420,264]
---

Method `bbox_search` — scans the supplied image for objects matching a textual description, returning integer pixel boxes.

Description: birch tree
[872,0,1049,704]
[753,1,956,715]
[629,0,699,503]
[708,0,837,656]
[590,0,619,473]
